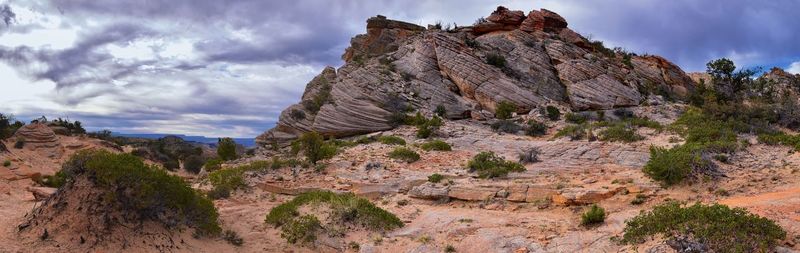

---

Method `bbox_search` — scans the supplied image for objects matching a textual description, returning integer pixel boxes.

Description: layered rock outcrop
[257,6,696,146]
[13,123,59,149]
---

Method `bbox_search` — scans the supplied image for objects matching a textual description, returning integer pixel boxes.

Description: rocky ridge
[257,6,696,146]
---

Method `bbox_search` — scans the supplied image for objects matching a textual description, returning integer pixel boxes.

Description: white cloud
[788,61,800,74]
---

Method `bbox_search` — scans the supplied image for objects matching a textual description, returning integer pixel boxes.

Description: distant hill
[111,132,256,147]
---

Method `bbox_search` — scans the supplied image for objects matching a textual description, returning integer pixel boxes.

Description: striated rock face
[257,6,696,146]
[13,123,59,148]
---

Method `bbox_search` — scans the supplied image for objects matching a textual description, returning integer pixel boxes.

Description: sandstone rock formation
[12,123,59,149]
[257,6,696,146]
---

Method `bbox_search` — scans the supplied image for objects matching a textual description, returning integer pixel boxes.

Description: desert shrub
[518,147,541,164]
[355,136,377,145]
[297,132,337,164]
[485,53,506,68]
[290,109,306,120]
[415,115,444,139]
[39,170,67,188]
[599,124,644,142]
[208,167,247,193]
[217,138,238,161]
[388,147,420,163]
[613,108,635,119]
[465,37,480,48]
[555,124,588,141]
[58,150,221,235]
[643,144,716,186]
[434,105,447,117]
[565,112,589,124]
[378,135,406,145]
[223,230,244,246]
[266,191,403,244]
[630,194,647,205]
[13,138,24,149]
[281,214,321,245]
[491,120,521,134]
[183,155,205,174]
[524,120,547,137]
[206,186,231,200]
[204,158,223,172]
[427,173,444,183]
[2,160,9,167]
[467,152,525,178]
[162,159,180,171]
[758,131,800,151]
[544,106,561,121]
[421,140,451,151]
[302,83,332,114]
[581,204,606,226]
[621,202,786,253]
[0,113,24,140]
[494,101,517,120]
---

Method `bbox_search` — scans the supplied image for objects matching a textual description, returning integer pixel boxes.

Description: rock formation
[12,123,59,149]
[257,6,696,146]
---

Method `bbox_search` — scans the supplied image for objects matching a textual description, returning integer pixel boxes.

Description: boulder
[486,6,526,25]
[13,123,59,149]
[448,186,498,201]
[27,186,56,201]
[520,9,567,33]
[552,187,624,206]
[407,182,449,200]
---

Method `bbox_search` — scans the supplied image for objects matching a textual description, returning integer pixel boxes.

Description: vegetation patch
[564,112,589,124]
[293,132,338,164]
[485,53,506,68]
[378,135,406,145]
[388,147,420,163]
[581,204,606,226]
[491,120,521,134]
[599,123,644,143]
[467,152,525,178]
[427,173,444,183]
[544,106,561,121]
[56,150,221,235]
[555,124,590,141]
[517,147,541,164]
[412,114,444,139]
[758,131,800,151]
[265,191,403,245]
[421,140,451,151]
[494,101,517,120]
[621,202,786,253]
[524,120,547,137]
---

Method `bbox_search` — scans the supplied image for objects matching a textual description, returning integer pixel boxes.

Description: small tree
[297,132,336,164]
[217,138,238,161]
[495,101,517,120]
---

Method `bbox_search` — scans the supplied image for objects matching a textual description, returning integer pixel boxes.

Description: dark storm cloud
[0,4,14,27]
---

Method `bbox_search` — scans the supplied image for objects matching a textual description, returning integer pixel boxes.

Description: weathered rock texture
[13,123,59,148]
[257,6,696,146]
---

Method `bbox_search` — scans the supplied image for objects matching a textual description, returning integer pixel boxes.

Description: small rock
[27,187,56,201]
[408,182,449,200]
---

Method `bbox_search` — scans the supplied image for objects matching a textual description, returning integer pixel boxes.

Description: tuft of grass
[758,131,800,151]
[630,194,647,205]
[388,147,420,163]
[427,173,444,183]
[466,152,525,178]
[555,124,588,141]
[445,245,457,252]
[581,204,606,226]
[524,120,547,137]
[599,123,644,143]
[421,140,451,151]
[495,101,517,120]
[545,106,561,121]
[281,214,320,245]
[485,53,506,68]
[434,105,447,117]
[565,112,589,124]
[621,202,786,252]
[223,230,244,246]
[2,160,9,167]
[378,135,406,146]
[491,120,521,134]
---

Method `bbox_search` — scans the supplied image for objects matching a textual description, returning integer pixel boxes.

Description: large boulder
[13,123,59,149]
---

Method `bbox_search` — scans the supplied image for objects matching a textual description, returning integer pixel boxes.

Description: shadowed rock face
[257,6,696,147]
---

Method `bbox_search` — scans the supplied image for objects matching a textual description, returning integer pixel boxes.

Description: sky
[0,0,798,138]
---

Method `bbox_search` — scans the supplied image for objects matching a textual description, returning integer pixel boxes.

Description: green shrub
[281,214,321,245]
[2,160,9,167]
[421,140,451,151]
[630,194,647,205]
[467,152,525,178]
[39,170,67,188]
[378,135,406,145]
[183,155,205,174]
[266,191,403,244]
[290,109,306,120]
[524,120,547,137]
[427,173,444,183]
[758,131,800,151]
[565,113,589,124]
[545,106,561,121]
[643,144,714,186]
[388,147,420,163]
[599,124,644,143]
[58,150,221,235]
[555,124,588,141]
[415,115,444,139]
[445,245,457,253]
[621,202,786,252]
[297,132,337,164]
[581,204,606,226]
[485,53,506,68]
[495,101,517,120]
[204,158,224,172]
[491,120,521,134]
[223,230,244,246]
[434,105,447,117]
[217,138,238,161]
[207,186,231,200]
[208,167,247,193]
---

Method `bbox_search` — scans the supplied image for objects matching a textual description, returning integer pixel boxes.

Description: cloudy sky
[1,0,798,137]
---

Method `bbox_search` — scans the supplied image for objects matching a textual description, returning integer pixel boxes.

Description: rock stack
[13,123,59,149]
[257,6,697,147]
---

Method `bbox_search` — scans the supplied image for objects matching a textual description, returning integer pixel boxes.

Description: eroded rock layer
[257,6,695,146]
